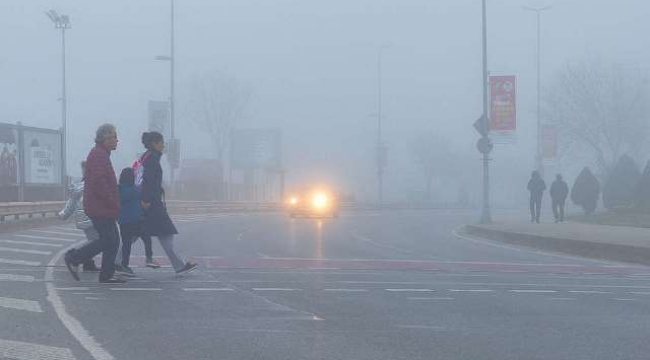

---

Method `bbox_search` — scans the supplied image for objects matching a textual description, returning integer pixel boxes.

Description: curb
[463,224,650,266]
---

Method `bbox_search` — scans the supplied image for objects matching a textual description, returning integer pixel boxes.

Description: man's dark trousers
[68,218,119,281]
[530,196,542,222]
[552,199,566,222]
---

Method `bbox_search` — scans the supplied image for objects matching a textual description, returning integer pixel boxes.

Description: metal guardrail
[0,200,468,224]
[0,202,65,222]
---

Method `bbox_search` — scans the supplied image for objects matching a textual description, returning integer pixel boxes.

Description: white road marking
[0,258,41,266]
[629,292,650,295]
[448,289,494,293]
[614,298,636,301]
[182,288,234,291]
[73,293,100,295]
[15,234,76,243]
[29,230,85,238]
[46,241,116,360]
[551,298,577,301]
[109,288,162,291]
[252,288,299,291]
[0,246,52,256]
[397,325,446,330]
[53,226,83,232]
[408,297,455,300]
[55,287,90,291]
[0,297,42,313]
[0,239,64,248]
[85,297,101,300]
[569,290,610,294]
[0,338,75,360]
[351,233,442,260]
[0,273,35,282]
[385,289,435,292]
[257,252,271,259]
[322,289,368,292]
[510,290,558,293]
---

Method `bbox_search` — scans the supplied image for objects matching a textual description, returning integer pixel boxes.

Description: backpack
[132,152,151,190]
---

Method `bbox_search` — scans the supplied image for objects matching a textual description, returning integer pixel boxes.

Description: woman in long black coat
[140,131,197,275]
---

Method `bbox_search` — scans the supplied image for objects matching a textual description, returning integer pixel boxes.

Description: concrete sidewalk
[464,221,650,266]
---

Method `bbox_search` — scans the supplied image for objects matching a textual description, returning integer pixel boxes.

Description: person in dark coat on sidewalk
[527,170,546,223]
[550,174,570,223]
[140,131,197,275]
[64,124,125,283]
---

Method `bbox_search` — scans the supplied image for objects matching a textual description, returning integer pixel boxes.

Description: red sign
[489,75,517,132]
[542,125,557,159]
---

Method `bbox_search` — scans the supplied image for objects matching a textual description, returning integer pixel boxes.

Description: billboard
[0,125,19,186]
[542,125,558,159]
[489,75,517,141]
[230,128,282,170]
[23,130,62,184]
[148,100,171,143]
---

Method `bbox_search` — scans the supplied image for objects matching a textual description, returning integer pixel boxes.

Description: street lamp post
[376,44,390,208]
[479,0,492,224]
[524,5,551,177]
[156,0,177,191]
[45,10,71,185]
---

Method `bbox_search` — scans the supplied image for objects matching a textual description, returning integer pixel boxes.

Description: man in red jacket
[64,124,126,283]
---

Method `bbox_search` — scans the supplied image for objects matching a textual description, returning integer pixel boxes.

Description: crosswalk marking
[510,290,558,293]
[15,235,77,243]
[385,289,435,292]
[0,239,64,248]
[0,273,35,282]
[0,297,43,313]
[0,258,41,266]
[182,288,234,291]
[0,246,52,256]
[110,288,162,291]
[29,230,85,238]
[252,288,298,291]
[0,338,75,360]
[448,289,494,293]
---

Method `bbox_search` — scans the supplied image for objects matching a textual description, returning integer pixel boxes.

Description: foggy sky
[2,0,649,202]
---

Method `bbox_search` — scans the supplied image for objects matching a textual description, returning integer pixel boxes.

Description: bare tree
[542,62,650,174]
[185,72,252,162]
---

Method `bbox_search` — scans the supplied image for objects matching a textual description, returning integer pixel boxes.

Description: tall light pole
[477,0,493,224]
[376,44,390,208]
[45,10,71,183]
[524,5,551,177]
[156,0,177,189]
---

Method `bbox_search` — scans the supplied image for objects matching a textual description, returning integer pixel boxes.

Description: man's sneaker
[115,264,136,277]
[146,258,161,269]
[175,262,198,276]
[99,276,127,284]
[64,251,80,281]
[82,262,100,272]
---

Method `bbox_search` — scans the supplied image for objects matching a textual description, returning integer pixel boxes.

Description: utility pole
[524,5,551,176]
[475,0,493,224]
[45,10,71,185]
[376,44,390,208]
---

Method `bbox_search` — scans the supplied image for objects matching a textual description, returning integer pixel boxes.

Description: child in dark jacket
[115,168,160,276]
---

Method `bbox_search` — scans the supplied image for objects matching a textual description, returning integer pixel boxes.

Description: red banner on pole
[489,75,517,132]
[542,125,557,159]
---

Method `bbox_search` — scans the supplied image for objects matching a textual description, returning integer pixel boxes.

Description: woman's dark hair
[141,131,164,150]
[119,167,135,186]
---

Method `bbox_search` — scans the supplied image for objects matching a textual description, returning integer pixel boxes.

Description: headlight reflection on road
[315,219,324,259]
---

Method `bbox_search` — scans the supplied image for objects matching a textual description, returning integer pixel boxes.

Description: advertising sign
[489,75,517,143]
[148,100,171,143]
[23,130,62,184]
[0,125,19,186]
[542,125,558,159]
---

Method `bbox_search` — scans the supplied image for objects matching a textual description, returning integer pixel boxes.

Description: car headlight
[312,193,329,209]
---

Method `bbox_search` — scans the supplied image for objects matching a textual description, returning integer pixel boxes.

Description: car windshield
[2,1,650,359]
